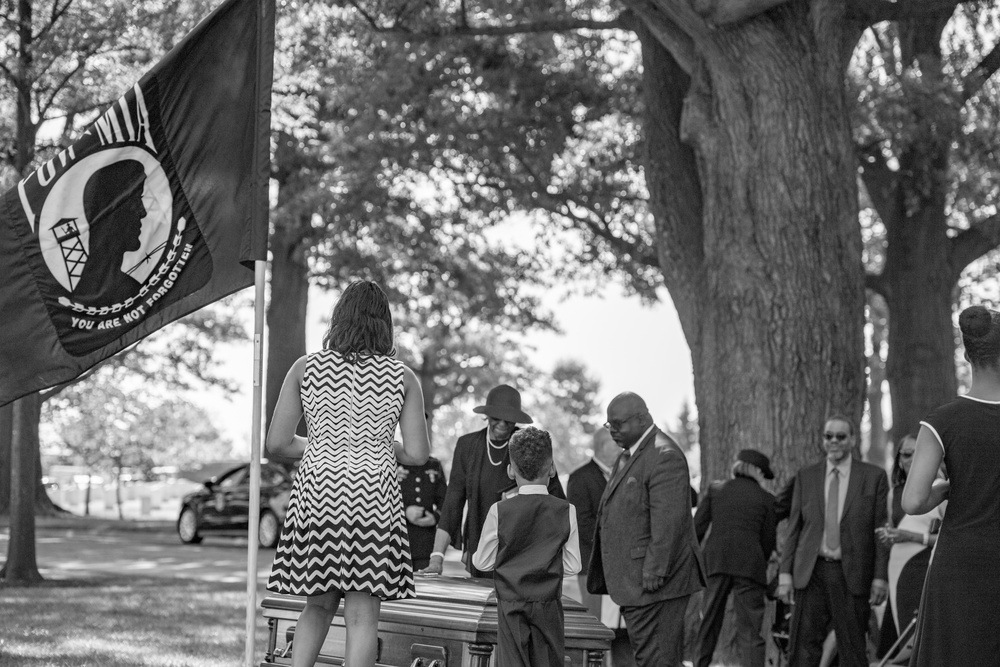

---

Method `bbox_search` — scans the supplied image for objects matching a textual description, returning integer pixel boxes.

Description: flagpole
[245,259,266,667]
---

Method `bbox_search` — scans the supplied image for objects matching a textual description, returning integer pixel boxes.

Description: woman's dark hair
[959,305,1000,369]
[322,280,395,362]
[891,433,918,488]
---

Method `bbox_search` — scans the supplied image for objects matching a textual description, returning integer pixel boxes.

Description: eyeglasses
[824,432,850,442]
[605,413,642,431]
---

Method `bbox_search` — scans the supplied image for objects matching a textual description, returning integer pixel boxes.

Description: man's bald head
[606,392,653,448]
[608,392,647,415]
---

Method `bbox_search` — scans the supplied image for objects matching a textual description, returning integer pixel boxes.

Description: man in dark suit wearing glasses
[587,392,705,667]
[776,415,889,667]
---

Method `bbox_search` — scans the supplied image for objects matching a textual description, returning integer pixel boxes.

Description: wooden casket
[260,575,614,667]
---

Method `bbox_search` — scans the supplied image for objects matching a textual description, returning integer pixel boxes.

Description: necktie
[612,449,631,484]
[825,468,840,551]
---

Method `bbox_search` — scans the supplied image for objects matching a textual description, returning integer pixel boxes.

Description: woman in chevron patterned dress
[265,280,430,667]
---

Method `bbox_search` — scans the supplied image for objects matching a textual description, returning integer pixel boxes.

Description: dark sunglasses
[824,432,849,442]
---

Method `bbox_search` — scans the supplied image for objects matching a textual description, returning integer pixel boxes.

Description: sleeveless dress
[909,396,1000,666]
[266,350,415,601]
[876,487,944,655]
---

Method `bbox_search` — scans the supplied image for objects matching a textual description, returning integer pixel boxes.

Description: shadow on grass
[0,576,269,666]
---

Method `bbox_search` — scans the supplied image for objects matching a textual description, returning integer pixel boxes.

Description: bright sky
[525,286,695,425]
[214,282,696,457]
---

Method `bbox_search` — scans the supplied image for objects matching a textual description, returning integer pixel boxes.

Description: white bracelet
[922,533,929,546]
[429,551,445,560]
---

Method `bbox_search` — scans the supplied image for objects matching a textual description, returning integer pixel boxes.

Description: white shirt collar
[517,484,549,495]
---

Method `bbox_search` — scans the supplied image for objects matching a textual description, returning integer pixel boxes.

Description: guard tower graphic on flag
[50,217,87,290]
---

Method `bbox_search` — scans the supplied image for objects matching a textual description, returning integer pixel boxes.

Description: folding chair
[874,613,917,667]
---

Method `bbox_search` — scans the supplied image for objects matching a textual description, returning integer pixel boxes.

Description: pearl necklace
[486,426,508,466]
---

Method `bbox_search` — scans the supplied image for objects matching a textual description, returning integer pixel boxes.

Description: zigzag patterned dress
[267,350,415,600]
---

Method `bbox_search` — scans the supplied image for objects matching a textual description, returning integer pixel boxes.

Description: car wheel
[177,507,203,544]
[259,510,281,548]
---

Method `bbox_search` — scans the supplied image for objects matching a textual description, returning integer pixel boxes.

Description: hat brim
[472,405,533,424]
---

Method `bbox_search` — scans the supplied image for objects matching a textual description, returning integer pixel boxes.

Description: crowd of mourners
[263,280,1000,667]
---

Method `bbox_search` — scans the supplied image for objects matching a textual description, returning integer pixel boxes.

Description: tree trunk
[115,464,124,520]
[883,225,956,443]
[2,393,43,583]
[265,217,309,437]
[0,403,11,515]
[6,0,61,520]
[877,18,960,446]
[637,3,865,490]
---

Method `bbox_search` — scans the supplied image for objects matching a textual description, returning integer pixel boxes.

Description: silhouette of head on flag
[75,159,147,304]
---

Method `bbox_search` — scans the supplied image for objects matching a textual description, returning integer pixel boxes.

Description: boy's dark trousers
[495,598,565,667]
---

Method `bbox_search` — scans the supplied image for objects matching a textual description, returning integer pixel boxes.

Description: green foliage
[0,0,217,171]
[850,8,1000,250]
[41,363,234,481]
[271,0,655,301]
[669,401,698,454]
[39,298,250,479]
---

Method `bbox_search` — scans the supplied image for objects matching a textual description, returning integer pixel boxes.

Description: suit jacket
[780,458,889,596]
[693,475,776,585]
[567,459,607,566]
[587,427,706,606]
[439,427,565,558]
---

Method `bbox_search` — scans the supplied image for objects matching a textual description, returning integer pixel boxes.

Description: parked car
[176,461,293,548]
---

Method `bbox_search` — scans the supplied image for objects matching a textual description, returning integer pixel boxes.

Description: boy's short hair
[508,427,553,481]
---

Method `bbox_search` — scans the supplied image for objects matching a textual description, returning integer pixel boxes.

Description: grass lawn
[0,575,270,666]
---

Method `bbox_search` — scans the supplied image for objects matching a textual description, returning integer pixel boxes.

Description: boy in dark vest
[472,426,582,667]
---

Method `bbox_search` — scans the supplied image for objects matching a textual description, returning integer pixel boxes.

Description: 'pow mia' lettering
[91,84,157,152]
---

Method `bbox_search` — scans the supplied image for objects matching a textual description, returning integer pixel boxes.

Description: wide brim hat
[737,448,775,480]
[472,384,533,424]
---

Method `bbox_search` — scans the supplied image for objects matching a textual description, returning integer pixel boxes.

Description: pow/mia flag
[0,0,273,406]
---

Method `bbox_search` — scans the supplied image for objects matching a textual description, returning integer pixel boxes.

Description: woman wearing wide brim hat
[471,384,534,424]
[419,384,566,578]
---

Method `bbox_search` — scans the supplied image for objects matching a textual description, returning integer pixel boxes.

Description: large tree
[854,7,1000,445]
[324,0,1000,487]
[320,0,871,486]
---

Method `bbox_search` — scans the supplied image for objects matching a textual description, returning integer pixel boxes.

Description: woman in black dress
[902,305,1000,666]
[875,434,942,658]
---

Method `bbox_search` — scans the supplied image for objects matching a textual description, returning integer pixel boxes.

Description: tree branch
[846,0,962,24]
[510,155,661,270]
[948,214,1000,277]
[866,272,889,299]
[619,0,714,75]
[857,142,902,232]
[690,0,791,25]
[617,5,696,74]
[962,41,1000,103]
[345,0,626,37]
